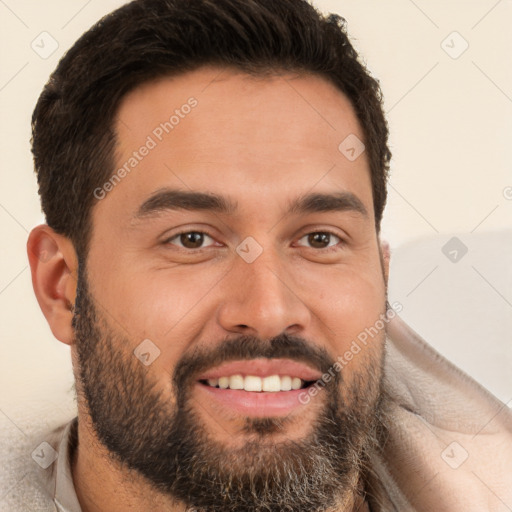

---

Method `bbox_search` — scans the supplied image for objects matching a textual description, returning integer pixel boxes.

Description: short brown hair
[31,0,391,259]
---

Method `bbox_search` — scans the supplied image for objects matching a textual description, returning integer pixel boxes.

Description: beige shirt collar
[52,417,81,512]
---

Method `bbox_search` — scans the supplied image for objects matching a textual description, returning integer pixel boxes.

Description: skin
[27,66,390,511]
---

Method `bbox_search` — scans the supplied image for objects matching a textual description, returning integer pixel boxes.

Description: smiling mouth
[194,358,323,416]
[199,375,315,392]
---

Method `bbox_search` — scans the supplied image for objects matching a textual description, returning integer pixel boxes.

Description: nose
[216,247,312,340]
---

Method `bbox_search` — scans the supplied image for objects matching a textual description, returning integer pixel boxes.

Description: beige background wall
[1,0,511,427]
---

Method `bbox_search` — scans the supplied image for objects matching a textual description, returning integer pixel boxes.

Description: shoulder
[0,413,77,512]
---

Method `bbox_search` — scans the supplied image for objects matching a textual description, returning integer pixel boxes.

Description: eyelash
[164,229,345,252]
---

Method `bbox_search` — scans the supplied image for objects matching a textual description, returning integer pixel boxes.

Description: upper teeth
[206,375,305,392]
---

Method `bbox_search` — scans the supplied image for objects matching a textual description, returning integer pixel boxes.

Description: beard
[72,267,386,512]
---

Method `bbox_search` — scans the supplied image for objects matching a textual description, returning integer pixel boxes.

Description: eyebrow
[288,191,368,218]
[136,189,238,217]
[135,188,368,219]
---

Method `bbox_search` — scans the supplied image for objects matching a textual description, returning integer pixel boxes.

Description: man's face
[73,67,389,511]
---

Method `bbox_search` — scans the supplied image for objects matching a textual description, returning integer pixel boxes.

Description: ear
[27,225,78,345]
[379,238,390,285]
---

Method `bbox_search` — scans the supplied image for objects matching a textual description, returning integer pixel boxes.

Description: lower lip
[195,382,312,417]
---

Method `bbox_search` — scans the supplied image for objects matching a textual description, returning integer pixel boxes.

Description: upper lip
[197,358,322,381]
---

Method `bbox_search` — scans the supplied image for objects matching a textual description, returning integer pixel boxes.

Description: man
[7,0,511,510]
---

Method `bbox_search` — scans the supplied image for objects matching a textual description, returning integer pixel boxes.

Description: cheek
[303,263,385,327]
[295,263,386,364]
[331,276,385,335]
[93,267,223,363]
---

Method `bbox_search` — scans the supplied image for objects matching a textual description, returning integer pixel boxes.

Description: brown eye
[167,231,215,250]
[297,231,341,250]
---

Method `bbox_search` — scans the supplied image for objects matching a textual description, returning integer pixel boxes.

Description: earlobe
[27,225,78,345]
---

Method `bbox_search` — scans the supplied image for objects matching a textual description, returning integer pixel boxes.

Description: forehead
[97,66,373,224]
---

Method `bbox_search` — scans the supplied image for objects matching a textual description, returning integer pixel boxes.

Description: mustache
[173,332,340,390]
